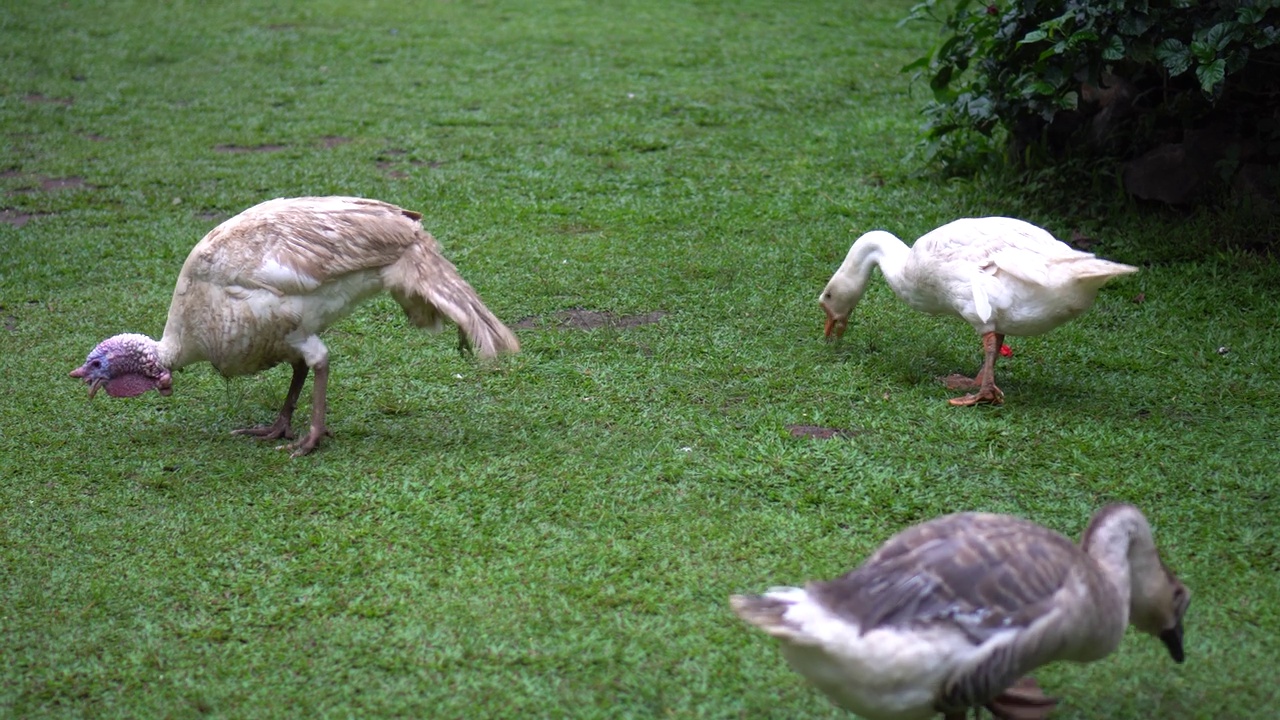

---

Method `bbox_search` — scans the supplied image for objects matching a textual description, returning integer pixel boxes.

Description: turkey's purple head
[70,333,173,399]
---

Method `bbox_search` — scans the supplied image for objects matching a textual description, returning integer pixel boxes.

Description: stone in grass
[786,424,859,440]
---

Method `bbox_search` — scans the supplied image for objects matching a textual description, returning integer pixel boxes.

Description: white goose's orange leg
[947,332,1005,406]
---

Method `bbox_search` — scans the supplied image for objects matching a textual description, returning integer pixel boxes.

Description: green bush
[904,0,1280,191]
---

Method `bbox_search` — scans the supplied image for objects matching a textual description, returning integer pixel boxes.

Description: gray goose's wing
[808,512,1080,643]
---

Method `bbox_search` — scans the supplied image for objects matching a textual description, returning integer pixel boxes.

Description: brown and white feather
[158,196,517,374]
[70,196,519,456]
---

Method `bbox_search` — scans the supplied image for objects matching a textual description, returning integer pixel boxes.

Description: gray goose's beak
[1159,620,1185,663]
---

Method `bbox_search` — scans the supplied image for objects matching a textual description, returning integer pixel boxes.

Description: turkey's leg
[284,358,331,457]
[947,331,1005,406]
[233,360,307,440]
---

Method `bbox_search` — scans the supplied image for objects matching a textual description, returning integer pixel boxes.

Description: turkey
[70,196,520,456]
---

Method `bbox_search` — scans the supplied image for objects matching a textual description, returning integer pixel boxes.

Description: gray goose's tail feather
[730,594,792,631]
[383,232,519,358]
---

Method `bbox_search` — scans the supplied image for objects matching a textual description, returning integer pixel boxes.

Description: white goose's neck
[843,231,910,293]
[1081,504,1160,625]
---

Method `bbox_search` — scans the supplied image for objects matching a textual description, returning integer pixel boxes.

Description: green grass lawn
[2,1,1278,717]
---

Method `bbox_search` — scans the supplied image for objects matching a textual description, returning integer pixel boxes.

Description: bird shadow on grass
[820,333,1139,414]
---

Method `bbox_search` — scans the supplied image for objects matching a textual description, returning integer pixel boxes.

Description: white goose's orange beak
[821,301,848,340]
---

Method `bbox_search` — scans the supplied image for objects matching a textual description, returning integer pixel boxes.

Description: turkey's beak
[1159,621,1185,664]
[69,365,104,399]
[821,302,847,341]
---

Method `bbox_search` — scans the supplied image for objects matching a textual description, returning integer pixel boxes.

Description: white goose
[731,504,1189,720]
[818,217,1138,405]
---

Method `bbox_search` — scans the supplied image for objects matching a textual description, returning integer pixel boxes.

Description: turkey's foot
[985,676,1058,720]
[948,384,1005,406]
[940,373,981,390]
[279,425,332,458]
[232,417,295,441]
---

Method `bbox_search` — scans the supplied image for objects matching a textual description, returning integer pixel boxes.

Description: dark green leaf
[1117,13,1152,36]
[901,56,932,73]
[1026,81,1057,97]
[930,65,954,92]
[1226,48,1249,75]
[1202,21,1238,51]
[1195,58,1226,92]
[1128,39,1155,64]
[1019,29,1048,45]
[1156,38,1192,76]
[965,95,994,120]
[1102,35,1125,61]
[1258,26,1280,50]
[1190,40,1215,64]
[1236,6,1264,25]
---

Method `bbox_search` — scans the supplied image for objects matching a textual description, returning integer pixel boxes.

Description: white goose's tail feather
[383,233,519,358]
[1052,255,1140,279]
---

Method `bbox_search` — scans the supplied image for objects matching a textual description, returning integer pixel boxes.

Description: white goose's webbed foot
[941,374,981,391]
[947,331,1005,406]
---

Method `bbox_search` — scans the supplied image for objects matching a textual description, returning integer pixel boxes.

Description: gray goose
[730,504,1190,720]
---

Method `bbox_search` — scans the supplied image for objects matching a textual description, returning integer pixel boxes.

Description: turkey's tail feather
[383,231,519,358]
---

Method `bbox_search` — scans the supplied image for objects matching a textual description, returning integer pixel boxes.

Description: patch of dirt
[0,209,49,227]
[786,424,860,440]
[377,157,441,179]
[24,93,73,106]
[1,169,24,179]
[5,175,92,195]
[555,222,603,235]
[41,176,89,191]
[319,136,351,148]
[213,143,286,153]
[197,210,230,223]
[1069,229,1096,251]
[83,133,110,142]
[4,314,16,331]
[377,161,409,179]
[513,309,667,331]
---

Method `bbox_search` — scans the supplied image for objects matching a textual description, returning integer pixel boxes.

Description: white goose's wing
[916,217,1078,279]
[909,217,1088,325]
